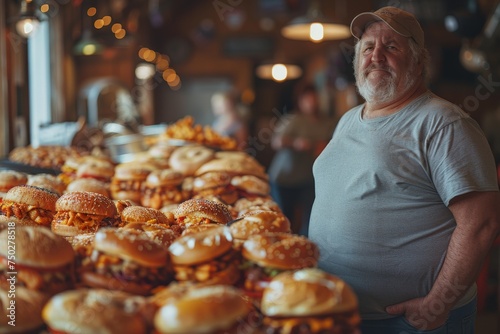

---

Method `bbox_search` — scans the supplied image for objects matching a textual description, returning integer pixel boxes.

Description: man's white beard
[355,62,417,104]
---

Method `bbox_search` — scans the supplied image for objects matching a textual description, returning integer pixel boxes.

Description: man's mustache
[363,65,394,77]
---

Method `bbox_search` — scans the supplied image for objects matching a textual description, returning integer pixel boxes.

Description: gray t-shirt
[309,91,498,319]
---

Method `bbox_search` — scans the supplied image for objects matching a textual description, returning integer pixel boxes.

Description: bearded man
[309,6,500,334]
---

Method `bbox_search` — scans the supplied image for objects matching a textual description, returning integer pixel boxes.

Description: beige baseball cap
[350,6,424,48]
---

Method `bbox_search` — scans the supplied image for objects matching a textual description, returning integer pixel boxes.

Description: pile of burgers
[0,141,361,334]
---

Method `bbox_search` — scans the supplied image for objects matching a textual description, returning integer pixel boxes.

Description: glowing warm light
[271,64,287,81]
[138,47,148,59]
[40,4,49,13]
[102,16,112,26]
[166,73,178,83]
[82,44,97,55]
[112,23,122,33]
[115,29,126,39]
[169,76,181,88]
[135,63,156,80]
[87,7,97,17]
[310,22,324,42]
[162,69,175,81]
[94,19,104,29]
[144,50,156,62]
[156,58,169,70]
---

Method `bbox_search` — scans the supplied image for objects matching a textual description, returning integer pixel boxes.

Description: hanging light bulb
[256,63,302,82]
[14,0,45,38]
[309,22,324,42]
[272,64,288,81]
[281,1,350,42]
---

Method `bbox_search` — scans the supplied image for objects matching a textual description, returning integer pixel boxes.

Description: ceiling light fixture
[14,0,46,38]
[281,1,350,42]
[256,63,303,82]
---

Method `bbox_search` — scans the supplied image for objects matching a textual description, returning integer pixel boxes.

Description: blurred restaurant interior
[1,0,499,163]
[1,0,500,331]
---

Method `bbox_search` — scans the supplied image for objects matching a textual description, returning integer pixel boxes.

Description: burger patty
[52,211,117,231]
[173,249,240,282]
[89,250,170,286]
[263,312,361,334]
[1,201,54,225]
[142,186,184,208]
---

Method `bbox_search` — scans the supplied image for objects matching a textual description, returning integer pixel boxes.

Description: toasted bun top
[174,198,232,224]
[124,222,178,247]
[154,285,251,334]
[76,161,115,179]
[121,206,172,225]
[0,170,27,192]
[94,227,169,267]
[229,210,291,240]
[42,289,147,334]
[66,178,110,197]
[181,223,222,236]
[3,185,59,211]
[113,162,157,181]
[56,191,117,217]
[148,143,177,159]
[242,233,319,270]
[233,196,280,214]
[145,169,184,187]
[261,268,359,317]
[27,173,66,195]
[0,226,74,268]
[0,286,49,332]
[194,158,268,180]
[168,226,233,265]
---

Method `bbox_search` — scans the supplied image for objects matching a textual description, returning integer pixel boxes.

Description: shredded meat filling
[173,250,239,282]
[263,313,361,334]
[142,186,184,209]
[1,202,54,225]
[53,211,117,231]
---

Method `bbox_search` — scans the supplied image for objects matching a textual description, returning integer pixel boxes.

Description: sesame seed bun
[168,226,233,265]
[76,161,115,180]
[55,191,117,217]
[229,210,291,242]
[174,198,232,225]
[0,226,74,268]
[169,145,215,176]
[123,222,178,247]
[154,285,252,334]
[2,185,59,212]
[66,178,110,197]
[0,170,28,192]
[121,206,172,226]
[27,173,66,195]
[94,227,169,267]
[261,268,359,317]
[194,158,268,180]
[242,233,319,270]
[230,175,270,196]
[42,289,148,334]
[113,163,157,181]
[144,169,184,187]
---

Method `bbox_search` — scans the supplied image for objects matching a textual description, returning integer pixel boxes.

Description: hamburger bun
[233,196,281,215]
[42,289,148,334]
[0,225,74,268]
[144,169,184,188]
[174,198,232,225]
[121,205,172,226]
[231,175,270,196]
[0,286,49,333]
[229,210,291,242]
[66,178,110,197]
[113,163,157,181]
[0,170,27,192]
[169,145,215,176]
[168,225,233,265]
[123,222,179,247]
[181,223,222,236]
[261,268,359,317]
[194,158,268,180]
[2,185,59,212]
[76,160,115,181]
[192,171,231,192]
[154,285,252,334]
[94,227,169,267]
[56,191,117,217]
[242,233,319,270]
[27,173,66,195]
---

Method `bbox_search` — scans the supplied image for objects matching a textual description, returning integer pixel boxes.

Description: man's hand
[386,296,449,331]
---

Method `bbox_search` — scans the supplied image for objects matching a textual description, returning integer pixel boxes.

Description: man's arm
[386,191,500,330]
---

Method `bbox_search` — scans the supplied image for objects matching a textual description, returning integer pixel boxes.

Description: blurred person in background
[268,83,337,236]
[211,91,248,149]
[309,6,500,334]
